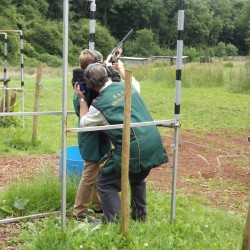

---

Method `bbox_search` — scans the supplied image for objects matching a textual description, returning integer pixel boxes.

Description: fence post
[120,69,132,237]
[32,62,42,141]
[242,204,250,250]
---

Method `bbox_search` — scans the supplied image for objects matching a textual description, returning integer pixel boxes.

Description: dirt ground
[0,129,250,249]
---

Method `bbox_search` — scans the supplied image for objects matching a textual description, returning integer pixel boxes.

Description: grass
[0,171,245,249]
[0,61,249,249]
[0,165,78,218]
[13,188,244,250]
[0,61,249,155]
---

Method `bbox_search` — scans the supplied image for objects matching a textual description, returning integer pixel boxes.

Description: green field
[0,60,249,249]
[0,60,249,156]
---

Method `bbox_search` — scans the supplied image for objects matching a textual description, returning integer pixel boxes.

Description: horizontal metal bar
[67,119,178,133]
[0,86,22,90]
[0,111,75,117]
[0,211,60,224]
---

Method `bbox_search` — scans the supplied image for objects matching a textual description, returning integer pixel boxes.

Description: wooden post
[242,204,250,250]
[32,62,42,141]
[120,69,132,237]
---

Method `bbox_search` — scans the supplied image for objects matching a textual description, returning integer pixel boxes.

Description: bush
[37,53,62,67]
[184,47,198,62]
[24,56,38,67]
[225,43,238,56]
[214,42,227,57]
[23,40,38,58]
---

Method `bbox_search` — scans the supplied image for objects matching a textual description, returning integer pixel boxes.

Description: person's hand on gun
[115,48,123,60]
[113,59,125,80]
[105,47,123,66]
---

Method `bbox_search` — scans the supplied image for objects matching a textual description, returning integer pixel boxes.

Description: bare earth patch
[0,129,249,249]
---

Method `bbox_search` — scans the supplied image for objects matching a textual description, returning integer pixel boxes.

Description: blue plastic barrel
[59,146,84,179]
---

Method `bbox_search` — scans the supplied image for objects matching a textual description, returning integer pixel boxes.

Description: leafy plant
[15,191,245,250]
[0,116,22,127]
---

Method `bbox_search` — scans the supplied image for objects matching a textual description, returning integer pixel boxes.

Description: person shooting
[74,63,169,223]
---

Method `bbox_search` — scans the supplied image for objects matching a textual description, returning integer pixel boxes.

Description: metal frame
[0,30,25,127]
[0,0,185,230]
[88,0,96,50]
[171,0,184,224]
[0,32,8,113]
[62,0,184,229]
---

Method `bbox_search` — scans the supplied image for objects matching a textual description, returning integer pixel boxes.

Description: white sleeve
[132,76,140,93]
[79,105,108,127]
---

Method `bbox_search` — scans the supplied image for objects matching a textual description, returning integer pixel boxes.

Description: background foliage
[0,0,250,66]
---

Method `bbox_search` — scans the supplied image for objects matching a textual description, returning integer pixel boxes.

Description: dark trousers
[97,170,150,222]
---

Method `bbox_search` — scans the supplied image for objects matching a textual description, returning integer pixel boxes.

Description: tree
[236,0,250,54]
[184,0,213,47]
[126,29,161,57]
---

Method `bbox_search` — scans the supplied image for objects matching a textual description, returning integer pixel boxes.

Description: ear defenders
[84,62,112,81]
[88,49,101,63]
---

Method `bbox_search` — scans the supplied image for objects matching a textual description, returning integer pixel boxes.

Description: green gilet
[92,82,169,175]
[73,93,111,161]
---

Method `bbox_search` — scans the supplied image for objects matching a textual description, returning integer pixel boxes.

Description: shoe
[86,215,101,223]
[131,209,147,222]
[73,211,101,223]
[93,209,103,214]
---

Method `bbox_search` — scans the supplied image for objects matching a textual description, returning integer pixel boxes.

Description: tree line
[0,0,249,66]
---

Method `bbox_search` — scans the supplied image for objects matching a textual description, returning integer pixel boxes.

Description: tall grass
[226,61,250,93]
[0,164,78,218]
[15,190,244,250]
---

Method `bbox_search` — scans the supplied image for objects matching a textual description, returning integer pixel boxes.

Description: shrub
[214,42,227,57]
[24,56,38,67]
[37,53,62,67]
[184,47,198,62]
[23,40,38,58]
[225,44,238,56]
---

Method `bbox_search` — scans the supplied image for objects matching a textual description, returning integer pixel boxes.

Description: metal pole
[0,211,60,224]
[0,32,7,113]
[0,30,24,88]
[0,111,75,117]
[89,0,96,50]
[61,0,69,231]
[19,31,24,87]
[67,120,177,132]
[171,0,184,224]
[20,30,25,127]
[0,33,7,86]
[0,30,25,126]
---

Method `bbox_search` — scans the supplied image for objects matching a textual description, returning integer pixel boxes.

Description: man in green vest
[75,63,169,222]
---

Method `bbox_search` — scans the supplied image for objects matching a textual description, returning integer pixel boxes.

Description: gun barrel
[111,29,134,55]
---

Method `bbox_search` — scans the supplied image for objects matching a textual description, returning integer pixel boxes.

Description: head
[84,63,110,91]
[79,49,103,69]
